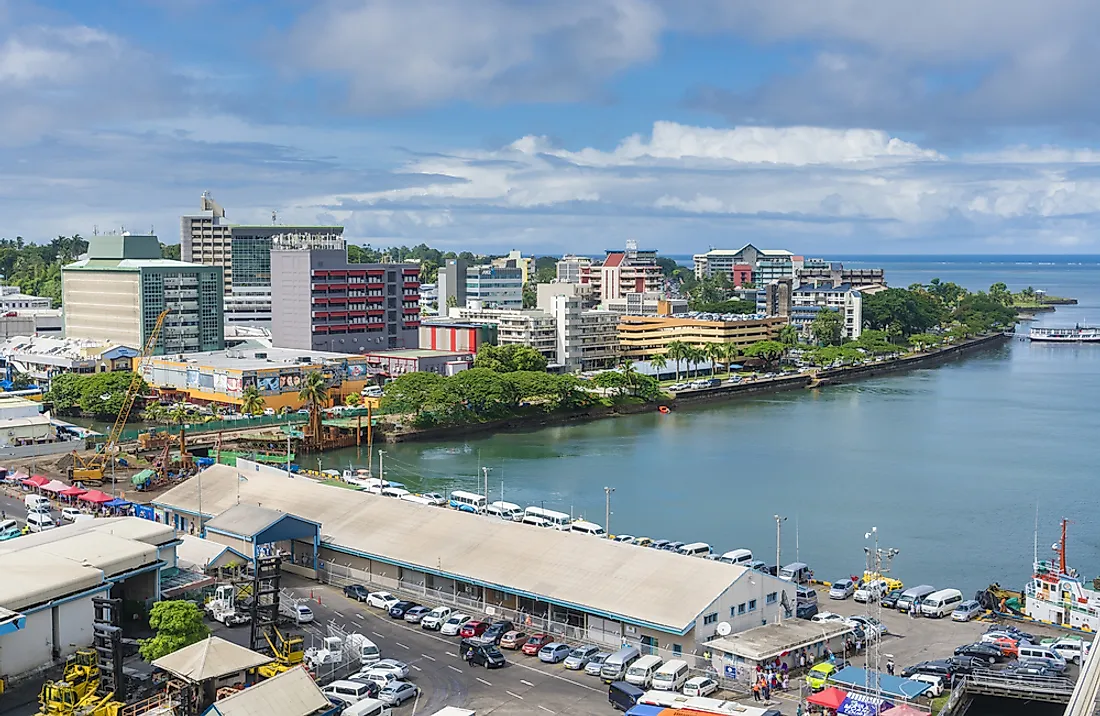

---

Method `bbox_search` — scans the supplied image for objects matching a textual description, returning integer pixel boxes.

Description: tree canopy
[862,288,944,337]
[811,308,845,346]
[473,343,548,373]
[45,371,148,418]
[138,600,210,661]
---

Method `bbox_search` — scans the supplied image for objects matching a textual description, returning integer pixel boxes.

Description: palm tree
[722,343,740,378]
[345,392,362,408]
[686,345,704,378]
[649,354,668,382]
[704,344,724,377]
[665,341,689,381]
[778,324,799,347]
[298,371,329,446]
[240,386,264,416]
[168,403,191,427]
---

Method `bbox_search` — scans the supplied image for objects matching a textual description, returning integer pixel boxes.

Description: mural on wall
[347,363,367,379]
[242,375,255,390]
[186,369,200,387]
[226,376,242,393]
[279,373,302,390]
[199,372,214,389]
[214,373,228,394]
[257,375,280,393]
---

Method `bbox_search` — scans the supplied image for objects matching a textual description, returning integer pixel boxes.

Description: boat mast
[1060,518,1067,575]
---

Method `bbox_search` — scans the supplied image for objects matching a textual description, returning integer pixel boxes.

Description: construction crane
[70,309,171,485]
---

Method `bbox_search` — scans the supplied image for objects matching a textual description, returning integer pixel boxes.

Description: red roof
[22,475,49,487]
[808,687,848,710]
[79,489,114,504]
[60,486,88,498]
[603,251,625,267]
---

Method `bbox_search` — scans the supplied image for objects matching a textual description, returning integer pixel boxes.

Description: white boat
[1024,520,1100,632]
[1028,325,1100,342]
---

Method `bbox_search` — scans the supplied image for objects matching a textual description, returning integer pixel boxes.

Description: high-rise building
[759,279,793,319]
[790,282,864,340]
[437,258,468,310]
[62,234,225,354]
[464,265,523,309]
[490,250,533,285]
[693,244,795,284]
[270,236,420,353]
[589,241,664,302]
[450,306,558,363]
[555,254,592,284]
[797,260,886,289]
[543,294,619,372]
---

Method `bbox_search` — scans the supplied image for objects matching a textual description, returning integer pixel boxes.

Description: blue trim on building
[23,583,113,615]
[0,613,26,635]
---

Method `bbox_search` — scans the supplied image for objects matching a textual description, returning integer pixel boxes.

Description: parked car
[459,621,488,639]
[989,637,1020,658]
[901,661,956,682]
[952,600,983,622]
[1002,662,1061,679]
[982,630,1028,646]
[421,492,447,506]
[481,620,515,645]
[342,584,370,602]
[499,630,528,650]
[388,601,419,619]
[811,612,848,625]
[854,580,888,603]
[664,541,685,553]
[369,659,410,680]
[1017,656,1067,674]
[881,589,904,609]
[538,643,572,663]
[1049,637,1092,665]
[353,670,398,691]
[683,676,719,697]
[522,634,553,656]
[440,613,472,636]
[795,602,819,620]
[953,643,1003,664]
[829,579,856,600]
[403,606,432,624]
[585,653,611,676]
[61,507,82,522]
[988,625,1035,643]
[806,663,839,690]
[420,606,452,630]
[848,615,887,638]
[908,674,945,697]
[366,591,400,610]
[378,681,419,707]
[564,645,601,670]
[946,656,986,675]
[464,642,507,669]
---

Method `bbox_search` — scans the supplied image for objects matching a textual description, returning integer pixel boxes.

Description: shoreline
[383,332,1010,443]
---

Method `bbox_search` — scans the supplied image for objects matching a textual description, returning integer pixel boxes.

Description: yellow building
[618,315,786,359]
[141,344,377,410]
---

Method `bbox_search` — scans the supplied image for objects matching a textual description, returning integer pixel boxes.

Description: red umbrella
[22,475,49,487]
[60,486,88,498]
[808,687,849,711]
[79,489,114,504]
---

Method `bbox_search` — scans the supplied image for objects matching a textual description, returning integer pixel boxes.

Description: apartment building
[490,249,533,285]
[790,282,864,340]
[693,244,796,284]
[797,260,886,289]
[465,266,524,309]
[0,285,51,311]
[758,279,794,319]
[590,241,664,301]
[601,292,688,317]
[451,306,558,363]
[547,295,619,372]
[62,234,224,354]
[270,237,420,353]
[555,254,593,284]
[618,315,786,360]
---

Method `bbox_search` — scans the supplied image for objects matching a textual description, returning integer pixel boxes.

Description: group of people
[750,659,790,703]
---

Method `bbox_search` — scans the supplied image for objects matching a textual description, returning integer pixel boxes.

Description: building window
[738,603,747,615]
[703,613,718,625]
[748,599,757,612]
[672,644,682,656]
[766,592,778,605]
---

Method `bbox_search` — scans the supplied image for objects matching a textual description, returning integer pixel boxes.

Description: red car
[459,621,488,639]
[991,637,1019,657]
[521,634,552,656]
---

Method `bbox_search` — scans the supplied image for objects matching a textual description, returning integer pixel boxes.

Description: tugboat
[1023,519,1100,631]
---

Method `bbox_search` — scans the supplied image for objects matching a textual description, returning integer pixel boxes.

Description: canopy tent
[22,475,49,487]
[104,498,131,509]
[39,480,69,493]
[837,692,894,716]
[60,486,88,498]
[829,667,931,701]
[6,471,27,483]
[79,490,114,504]
[808,687,849,710]
[883,706,926,716]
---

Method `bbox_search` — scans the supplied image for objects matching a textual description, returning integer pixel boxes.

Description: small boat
[1028,325,1100,342]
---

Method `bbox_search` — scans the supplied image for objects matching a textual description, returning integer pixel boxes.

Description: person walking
[752,681,760,702]
[886,658,895,676]
[762,680,771,702]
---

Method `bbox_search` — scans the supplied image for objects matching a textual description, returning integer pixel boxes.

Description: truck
[305,636,346,670]
[205,585,250,627]
[345,633,382,666]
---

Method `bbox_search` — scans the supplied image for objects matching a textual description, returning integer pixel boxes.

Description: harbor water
[325,256,1100,596]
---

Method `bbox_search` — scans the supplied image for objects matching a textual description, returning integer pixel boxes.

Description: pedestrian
[886,659,895,676]
[781,661,789,676]
[855,637,862,652]
[763,682,771,702]
[782,673,790,691]
[752,682,760,702]
[797,704,804,716]
[799,652,806,670]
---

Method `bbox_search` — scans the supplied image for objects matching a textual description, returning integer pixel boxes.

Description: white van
[24,494,50,513]
[449,491,487,514]
[1050,638,1091,665]
[524,506,571,530]
[521,515,552,528]
[600,645,641,683]
[322,680,376,706]
[345,634,381,666]
[570,520,606,537]
[1018,644,1066,667]
[651,659,690,691]
[342,697,391,716]
[678,542,711,557]
[920,588,963,618]
[624,654,662,688]
[719,549,753,566]
[26,511,55,532]
[380,486,410,499]
[486,501,524,521]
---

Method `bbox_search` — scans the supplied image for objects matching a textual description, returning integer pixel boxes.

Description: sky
[3,0,1100,255]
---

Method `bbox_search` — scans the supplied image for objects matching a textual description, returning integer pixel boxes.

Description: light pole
[775,514,786,624]
[482,466,491,505]
[863,526,898,706]
[604,486,615,538]
[378,450,386,483]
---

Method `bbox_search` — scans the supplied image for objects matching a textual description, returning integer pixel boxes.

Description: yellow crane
[71,309,171,485]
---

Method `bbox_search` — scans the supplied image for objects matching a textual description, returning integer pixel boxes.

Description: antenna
[1034,502,1039,566]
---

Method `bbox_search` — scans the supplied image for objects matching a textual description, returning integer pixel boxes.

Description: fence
[110,413,309,445]
[0,440,83,459]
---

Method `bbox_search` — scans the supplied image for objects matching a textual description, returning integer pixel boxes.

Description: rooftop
[63,257,220,272]
[362,348,474,359]
[703,619,853,661]
[146,341,372,372]
[1,335,137,361]
[156,463,755,634]
[204,504,319,538]
[176,534,248,571]
[153,636,271,682]
[793,282,857,294]
[202,666,327,716]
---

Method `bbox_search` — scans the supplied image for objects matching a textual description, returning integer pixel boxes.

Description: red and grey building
[271,243,421,353]
[419,321,497,353]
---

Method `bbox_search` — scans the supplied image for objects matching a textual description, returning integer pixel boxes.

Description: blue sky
[3,0,1100,255]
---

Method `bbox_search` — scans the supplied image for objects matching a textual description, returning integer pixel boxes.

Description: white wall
[0,596,97,680]
[692,572,793,644]
[57,598,96,662]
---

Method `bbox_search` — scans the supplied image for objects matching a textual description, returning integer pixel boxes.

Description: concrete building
[451,306,559,365]
[0,284,51,311]
[176,534,249,573]
[618,315,786,360]
[0,336,139,387]
[437,258,468,310]
[0,394,55,446]
[536,290,619,372]
[419,321,497,353]
[155,460,795,656]
[490,249,533,285]
[602,292,688,316]
[62,233,225,355]
[0,309,63,338]
[790,282,864,340]
[798,259,886,289]
[361,348,474,377]
[465,265,523,309]
[703,619,853,685]
[538,280,597,310]
[759,279,794,319]
[270,237,420,354]
[590,241,664,302]
[418,282,438,314]
[694,244,796,284]
[0,517,178,682]
[555,254,592,284]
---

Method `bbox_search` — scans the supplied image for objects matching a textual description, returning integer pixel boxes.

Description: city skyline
[2,1,1100,254]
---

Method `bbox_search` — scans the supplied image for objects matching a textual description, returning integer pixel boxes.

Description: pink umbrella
[79,489,114,504]
[60,486,88,498]
[22,475,49,487]
[39,480,69,494]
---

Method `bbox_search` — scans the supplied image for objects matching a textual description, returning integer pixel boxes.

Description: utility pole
[775,514,786,625]
[286,412,292,478]
[604,486,615,538]
[378,450,386,483]
[863,526,898,704]
[482,466,491,505]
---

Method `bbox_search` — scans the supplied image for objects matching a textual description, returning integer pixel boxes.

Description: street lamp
[603,487,615,538]
[775,514,787,624]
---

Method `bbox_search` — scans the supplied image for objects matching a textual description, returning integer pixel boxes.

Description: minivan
[24,494,50,513]
[624,654,662,688]
[322,680,377,706]
[26,511,56,532]
[719,549,753,566]
[342,698,391,716]
[1050,638,1091,665]
[921,589,964,618]
[797,585,818,605]
[608,681,645,712]
[677,542,711,558]
[571,520,606,537]
[779,562,813,584]
[651,659,689,691]
[486,501,524,521]
[1017,644,1066,668]
[601,646,641,683]
[896,585,936,614]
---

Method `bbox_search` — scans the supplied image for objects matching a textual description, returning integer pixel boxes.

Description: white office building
[693,244,796,284]
[465,266,523,310]
[790,282,863,340]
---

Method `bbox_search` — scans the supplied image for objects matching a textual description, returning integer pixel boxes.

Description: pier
[945,669,1076,716]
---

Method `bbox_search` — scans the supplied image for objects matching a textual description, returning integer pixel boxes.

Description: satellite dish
[716,622,732,636]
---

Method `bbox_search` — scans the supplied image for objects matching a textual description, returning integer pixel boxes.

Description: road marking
[476,677,492,686]
[396,641,410,650]
[447,664,463,673]
[520,679,534,687]
[446,652,459,658]
[538,706,555,714]
[355,614,364,620]
[506,690,524,700]
[421,654,436,661]
[411,664,422,672]
[334,612,344,618]
[371,631,385,639]
[507,660,600,693]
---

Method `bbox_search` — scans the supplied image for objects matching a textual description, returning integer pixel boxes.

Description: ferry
[1028,325,1100,342]
[1023,519,1100,632]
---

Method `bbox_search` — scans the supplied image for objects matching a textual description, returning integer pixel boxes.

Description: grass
[929,694,949,714]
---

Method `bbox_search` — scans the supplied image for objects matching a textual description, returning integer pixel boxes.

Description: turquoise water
[325,256,1100,595]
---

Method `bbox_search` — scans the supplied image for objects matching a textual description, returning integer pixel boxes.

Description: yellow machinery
[36,682,121,716]
[62,651,99,687]
[257,627,305,678]
[71,308,171,485]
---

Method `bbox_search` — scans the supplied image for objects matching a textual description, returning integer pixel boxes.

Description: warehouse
[155,460,794,655]
[0,517,178,681]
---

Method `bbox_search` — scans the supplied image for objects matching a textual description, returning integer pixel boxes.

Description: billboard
[226,376,242,393]
[257,375,280,393]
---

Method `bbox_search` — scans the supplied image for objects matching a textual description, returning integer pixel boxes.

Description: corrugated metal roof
[0,551,104,611]
[177,534,247,570]
[156,464,748,633]
[203,666,327,716]
[153,636,271,682]
[204,504,303,538]
[704,620,853,661]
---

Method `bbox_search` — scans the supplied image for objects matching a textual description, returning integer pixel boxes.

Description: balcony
[403,281,420,289]
[367,282,384,290]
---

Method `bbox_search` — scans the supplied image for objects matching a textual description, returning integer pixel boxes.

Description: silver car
[564,645,601,670]
[378,680,419,706]
[584,652,610,676]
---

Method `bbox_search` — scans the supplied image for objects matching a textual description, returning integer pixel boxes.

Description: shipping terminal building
[153,459,795,659]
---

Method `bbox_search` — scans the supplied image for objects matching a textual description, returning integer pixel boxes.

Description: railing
[963,669,1075,703]
[108,413,308,445]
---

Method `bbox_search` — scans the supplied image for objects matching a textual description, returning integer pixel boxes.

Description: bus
[523,506,571,530]
[449,491,487,514]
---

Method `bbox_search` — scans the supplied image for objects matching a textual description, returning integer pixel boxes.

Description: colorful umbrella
[79,489,114,504]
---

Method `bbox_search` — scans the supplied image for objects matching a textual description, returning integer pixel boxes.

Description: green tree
[522,282,537,309]
[649,354,668,380]
[811,308,845,346]
[473,344,548,373]
[298,370,329,441]
[955,292,1016,331]
[664,341,689,381]
[446,295,458,309]
[593,370,628,397]
[551,374,585,408]
[240,386,264,416]
[76,372,149,418]
[139,601,209,661]
[743,340,786,370]
[686,345,706,378]
[721,343,740,378]
[777,324,799,347]
[45,373,84,413]
[381,372,445,416]
[908,333,940,351]
[442,368,517,416]
[862,288,944,338]
[345,392,361,407]
[989,282,1011,306]
[704,344,724,377]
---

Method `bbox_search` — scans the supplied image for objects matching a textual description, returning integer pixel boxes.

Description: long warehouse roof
[156,464,749,633]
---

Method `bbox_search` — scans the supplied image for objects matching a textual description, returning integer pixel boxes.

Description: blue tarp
[829,666,930,701]
[104,498,131,508]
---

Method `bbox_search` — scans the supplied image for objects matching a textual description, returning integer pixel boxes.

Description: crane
[70,308,171,485]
